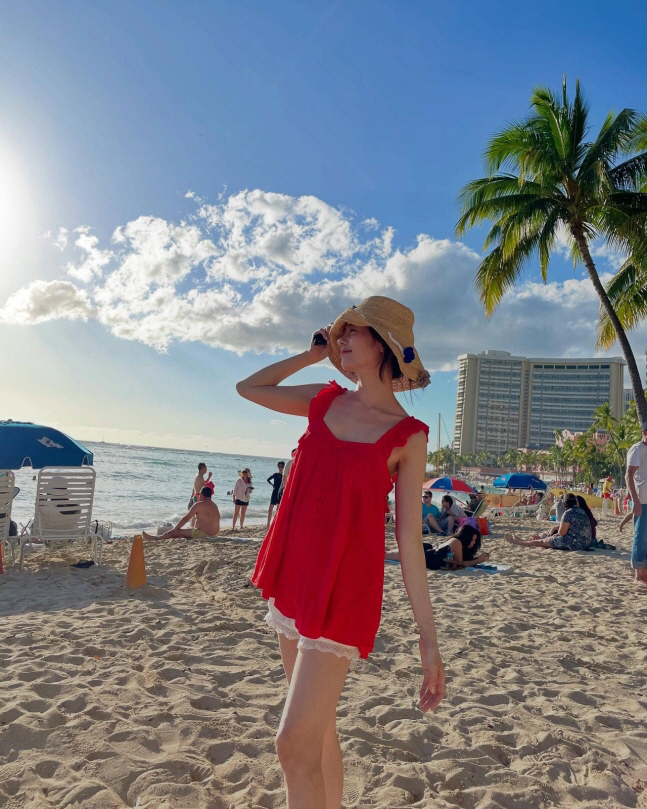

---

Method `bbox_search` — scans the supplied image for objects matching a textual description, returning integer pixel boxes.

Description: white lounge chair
[0,471,17,565]
[19,467,102,569]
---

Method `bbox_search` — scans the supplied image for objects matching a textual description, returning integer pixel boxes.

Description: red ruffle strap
[308,380,345,423]
[379,417,429,454]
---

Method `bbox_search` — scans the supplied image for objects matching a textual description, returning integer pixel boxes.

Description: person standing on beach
[232,468,253,530]
[278,449,296,501]
[191,462,212,508]
[237,296,444,809]
[625,430,647,586]
[266,461,285,528]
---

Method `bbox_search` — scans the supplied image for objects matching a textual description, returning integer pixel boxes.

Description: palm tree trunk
[571,224,647,427]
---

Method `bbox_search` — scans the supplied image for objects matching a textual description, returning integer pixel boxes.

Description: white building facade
[454,350,625,455]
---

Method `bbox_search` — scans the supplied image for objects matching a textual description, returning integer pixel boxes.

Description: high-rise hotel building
[453,350,625,454]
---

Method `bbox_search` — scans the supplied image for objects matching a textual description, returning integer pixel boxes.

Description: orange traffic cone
[125,534,146,589]
[614,497,621,516]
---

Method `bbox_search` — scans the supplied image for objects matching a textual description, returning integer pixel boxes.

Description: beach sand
[1,516,647,808]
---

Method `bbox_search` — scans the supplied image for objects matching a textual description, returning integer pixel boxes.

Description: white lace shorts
[265,598,360,661]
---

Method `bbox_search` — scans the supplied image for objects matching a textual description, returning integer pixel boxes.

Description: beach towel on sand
[385,560,510,574]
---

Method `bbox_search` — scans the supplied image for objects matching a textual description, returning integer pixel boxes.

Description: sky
[1,0,646,458]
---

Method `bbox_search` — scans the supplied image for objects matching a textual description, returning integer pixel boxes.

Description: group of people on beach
[143,458,295,542]
[143,292,647,808]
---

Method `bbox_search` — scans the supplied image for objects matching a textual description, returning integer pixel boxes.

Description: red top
[252,381,429,658]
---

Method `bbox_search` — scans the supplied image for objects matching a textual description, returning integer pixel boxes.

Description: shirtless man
[192,462,212,505]
[144,487,220,540]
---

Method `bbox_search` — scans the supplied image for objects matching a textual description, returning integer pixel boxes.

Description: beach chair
[0,471,17,565]
[19,467,102,570]
[470,498,488,519]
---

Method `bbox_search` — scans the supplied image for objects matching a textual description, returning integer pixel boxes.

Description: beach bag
[458,516,478,531]
[478,516,489,536]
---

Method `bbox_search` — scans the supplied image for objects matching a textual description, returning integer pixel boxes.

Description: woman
[387,524,490,569]
[232,468,253,530]
[576,495,598,542]
[237,296,444,808]
[505,493,592,551]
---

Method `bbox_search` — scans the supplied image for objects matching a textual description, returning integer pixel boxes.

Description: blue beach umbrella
[0,421,93,469]
[493,472,546,491]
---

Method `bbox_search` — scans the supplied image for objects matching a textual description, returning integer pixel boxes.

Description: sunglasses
[423,495,431,499]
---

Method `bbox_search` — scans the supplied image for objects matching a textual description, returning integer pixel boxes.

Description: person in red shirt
[237,296,444,808]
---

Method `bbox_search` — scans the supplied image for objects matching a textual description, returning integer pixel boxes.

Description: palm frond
[610,152,647,191]
[579,108,638,178]
[625,115,647,154]
[532,85,571,163]
[596,259,647,348]
[537,209,562,280]
[476,230,542,315]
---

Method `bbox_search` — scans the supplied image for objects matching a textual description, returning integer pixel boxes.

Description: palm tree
[591,402,620,455]
[456,78,647,424]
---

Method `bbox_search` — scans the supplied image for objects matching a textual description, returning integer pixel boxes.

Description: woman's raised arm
[236,329,330,416]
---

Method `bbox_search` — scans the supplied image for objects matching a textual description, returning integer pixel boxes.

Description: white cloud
[65,226,113,282]
[1,189,639,369]
[271,419,286,426]
[0,280,93,324]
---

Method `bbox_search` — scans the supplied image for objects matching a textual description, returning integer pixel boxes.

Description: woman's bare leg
[276,637,349,809]
[233,505,240,529]
[505,533,550,548]
[240,505,248,529]
[267,504,275,528]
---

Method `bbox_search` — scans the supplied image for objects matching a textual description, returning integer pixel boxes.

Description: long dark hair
[576,495,597,527]
[369,327,402,382]
[564,493,578,509]
[453,524,481,560]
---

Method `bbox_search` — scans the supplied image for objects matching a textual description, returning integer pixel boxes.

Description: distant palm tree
[456,78,647,424]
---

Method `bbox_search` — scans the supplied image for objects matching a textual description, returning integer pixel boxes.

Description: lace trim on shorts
[265,598,360,660]
[298,636,359,659]
[264,608,300,641]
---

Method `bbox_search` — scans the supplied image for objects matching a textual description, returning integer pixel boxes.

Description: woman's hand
[418,637,445,713]
[307,327,331,363]
[480,551,491,562]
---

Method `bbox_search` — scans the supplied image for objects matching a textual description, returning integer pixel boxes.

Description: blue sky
[1,1,646,457]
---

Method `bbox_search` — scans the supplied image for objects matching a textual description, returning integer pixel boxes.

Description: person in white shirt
[232,468,253,530]
[626,432,647,586]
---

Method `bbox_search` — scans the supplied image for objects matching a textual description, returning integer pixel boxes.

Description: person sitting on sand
[505,493,592,551]
[422,491,444,534]
[144,486,220,540]
[437,495,465,535]
[576,495,598,542]
[386,524,490,569]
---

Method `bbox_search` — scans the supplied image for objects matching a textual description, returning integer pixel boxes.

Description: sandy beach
[1,517,647,809]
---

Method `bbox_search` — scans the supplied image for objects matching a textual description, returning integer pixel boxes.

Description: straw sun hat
[328,296,430,391]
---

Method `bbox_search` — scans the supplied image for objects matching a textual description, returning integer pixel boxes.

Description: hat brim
[328,307,430,392]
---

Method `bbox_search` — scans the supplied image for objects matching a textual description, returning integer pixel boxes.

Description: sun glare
[0,141,34,251]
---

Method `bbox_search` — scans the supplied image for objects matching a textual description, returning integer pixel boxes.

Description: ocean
[10,441,288,534]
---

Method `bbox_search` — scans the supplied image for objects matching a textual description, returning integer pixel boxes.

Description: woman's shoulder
[308,380,347,420]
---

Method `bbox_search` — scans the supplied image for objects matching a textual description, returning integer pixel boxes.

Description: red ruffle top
[251,381,429,658]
